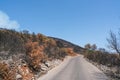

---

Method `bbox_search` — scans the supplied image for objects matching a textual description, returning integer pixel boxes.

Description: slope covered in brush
[0,28,83,80]
[50,37,84,54]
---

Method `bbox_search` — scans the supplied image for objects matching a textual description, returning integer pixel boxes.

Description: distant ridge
[49,37,85,54]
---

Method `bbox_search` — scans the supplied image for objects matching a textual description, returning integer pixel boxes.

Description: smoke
[0,11,20,29]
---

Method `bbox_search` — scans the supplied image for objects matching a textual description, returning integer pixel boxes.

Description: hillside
[1,28,120,80]
[0,28,83,80]
[49,37,84,54]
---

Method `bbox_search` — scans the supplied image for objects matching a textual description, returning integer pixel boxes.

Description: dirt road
[38,55,108,80]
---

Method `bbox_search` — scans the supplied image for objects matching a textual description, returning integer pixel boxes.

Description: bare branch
[107,31,120,56]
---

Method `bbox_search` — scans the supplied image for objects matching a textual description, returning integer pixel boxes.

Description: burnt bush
[84,50,120,67]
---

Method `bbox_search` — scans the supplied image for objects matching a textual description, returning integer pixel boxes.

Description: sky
[0,0,120,49]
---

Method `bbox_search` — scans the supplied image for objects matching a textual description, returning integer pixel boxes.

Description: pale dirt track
[38,55,109,80]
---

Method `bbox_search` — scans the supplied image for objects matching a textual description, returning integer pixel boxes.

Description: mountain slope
[50,37,84,54]
[0,28,84,80]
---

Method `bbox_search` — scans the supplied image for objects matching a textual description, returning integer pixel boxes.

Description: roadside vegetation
[84,44,120,67]
[84,43,120,79]
[0,28,77,80]
[1,28,120,80]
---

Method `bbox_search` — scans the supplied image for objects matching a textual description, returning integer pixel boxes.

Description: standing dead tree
[107,31,120,56]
